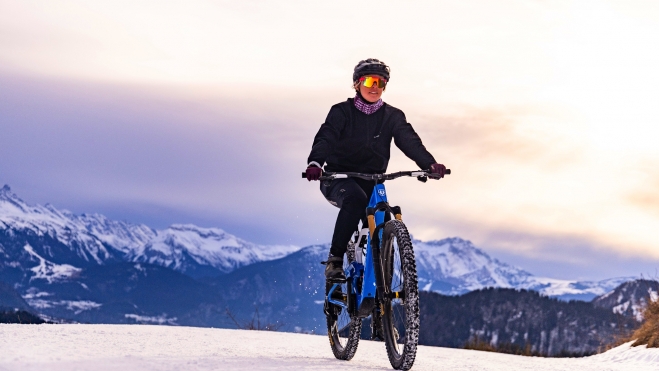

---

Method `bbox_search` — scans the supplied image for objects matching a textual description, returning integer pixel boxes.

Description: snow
[72,213,157,254]
[124,314,177,325]
[1,187,301,276]
[22,288,101,313]
[415,238,531,285]
[528,276,635,298]
[594,281,659,322]
[592,342,659,367]
[135,224,300,273]
[413,238,534,294]
[413,238,635,299]
[0,186,139,264]
[0,325,657,371]
[650,289,659,302]
[23,244,81,283]
[22,298,102,314]
[613,302,632,315]
[61,301,102,314]
[0,185,642,301]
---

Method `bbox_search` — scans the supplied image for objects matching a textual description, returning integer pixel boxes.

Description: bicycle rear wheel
[326,244,362,360]
[379,220,420,370]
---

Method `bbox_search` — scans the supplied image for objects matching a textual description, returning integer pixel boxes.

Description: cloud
[411,106,584,169]
[0,72,373,247]
[396,203,659,280]
[486,233,659,280]
[627,162,659,218]
[1,71,657,281]
[2,0,659,284]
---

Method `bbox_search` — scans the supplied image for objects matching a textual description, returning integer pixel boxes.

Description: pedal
[330,289,347,303]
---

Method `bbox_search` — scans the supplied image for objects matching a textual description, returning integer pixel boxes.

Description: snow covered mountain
[524,276,636,302]
[0,183,638,320]
[0,185,135,267]
[0,185,299,282]
[414,238,534,294]
[592,279,659,321]
[413,237,634,300]
[129,224,300,278]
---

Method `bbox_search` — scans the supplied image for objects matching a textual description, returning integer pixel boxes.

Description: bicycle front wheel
[380,220,420,370]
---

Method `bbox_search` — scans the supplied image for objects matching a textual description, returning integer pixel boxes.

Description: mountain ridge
[0,185,300,280]
[0,184,637,304]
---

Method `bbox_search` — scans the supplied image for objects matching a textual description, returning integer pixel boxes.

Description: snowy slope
[72,213,157,254]
[0,185,130,265]
[130,224,300,277]
[0,324,657,371]
[593,279,659,321]
[523,276,636,302]
[414,238,534,294]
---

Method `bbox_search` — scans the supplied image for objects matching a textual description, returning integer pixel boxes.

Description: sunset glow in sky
[1,1,659,279]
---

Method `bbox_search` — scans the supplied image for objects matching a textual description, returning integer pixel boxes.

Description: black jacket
[307,98,436,173]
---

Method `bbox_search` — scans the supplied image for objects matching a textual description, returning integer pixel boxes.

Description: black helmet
[353,58,390,82]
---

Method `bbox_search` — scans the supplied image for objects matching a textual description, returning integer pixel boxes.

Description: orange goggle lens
[360,76,387,88]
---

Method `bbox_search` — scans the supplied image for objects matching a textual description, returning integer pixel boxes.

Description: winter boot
[323,255,346,282]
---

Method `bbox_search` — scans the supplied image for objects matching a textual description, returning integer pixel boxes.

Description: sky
[1,0,659,280]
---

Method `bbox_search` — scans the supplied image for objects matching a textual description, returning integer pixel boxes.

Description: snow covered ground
[1,325,658,371]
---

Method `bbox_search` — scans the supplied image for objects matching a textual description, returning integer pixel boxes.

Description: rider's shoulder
[326,99,351,111]
[338,98,355,109]
[326,99,355,117]
[383,102,403,113]
[382,102,406,120]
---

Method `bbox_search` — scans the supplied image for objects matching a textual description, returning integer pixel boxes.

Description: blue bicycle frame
[303,167,449,367]
[327,183,388,312]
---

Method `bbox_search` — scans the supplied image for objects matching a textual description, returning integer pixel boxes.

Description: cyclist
[305,58,446,282]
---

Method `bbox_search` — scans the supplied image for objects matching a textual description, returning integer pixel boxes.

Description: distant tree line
[0,310,45,324]
[416,288,637,356]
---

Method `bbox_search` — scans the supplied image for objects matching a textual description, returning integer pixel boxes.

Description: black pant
[320,178,376,257]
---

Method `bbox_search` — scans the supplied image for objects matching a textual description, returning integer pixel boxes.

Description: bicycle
[302,168,450,370]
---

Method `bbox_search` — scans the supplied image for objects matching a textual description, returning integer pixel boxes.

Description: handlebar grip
[446,169,451,175]
[302,172,307,178]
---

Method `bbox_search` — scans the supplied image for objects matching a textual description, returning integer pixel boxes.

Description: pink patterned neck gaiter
[354,94,384,115]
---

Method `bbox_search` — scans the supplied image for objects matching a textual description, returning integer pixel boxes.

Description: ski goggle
[359,76,387,88]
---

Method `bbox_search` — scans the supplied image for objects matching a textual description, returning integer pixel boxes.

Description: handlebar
[301,169,451,181]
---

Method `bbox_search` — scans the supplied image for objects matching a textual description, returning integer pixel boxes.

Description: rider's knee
[341,194,368,209]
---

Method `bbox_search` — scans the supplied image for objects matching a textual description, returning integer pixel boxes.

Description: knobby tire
[380,220,420,370]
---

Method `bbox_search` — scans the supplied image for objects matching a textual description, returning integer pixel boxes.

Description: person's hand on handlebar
[306,165,322,181]
[429,163,447,179]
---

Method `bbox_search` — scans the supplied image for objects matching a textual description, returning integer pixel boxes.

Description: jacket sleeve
[392,110,436,170]
[307,104,347,167]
